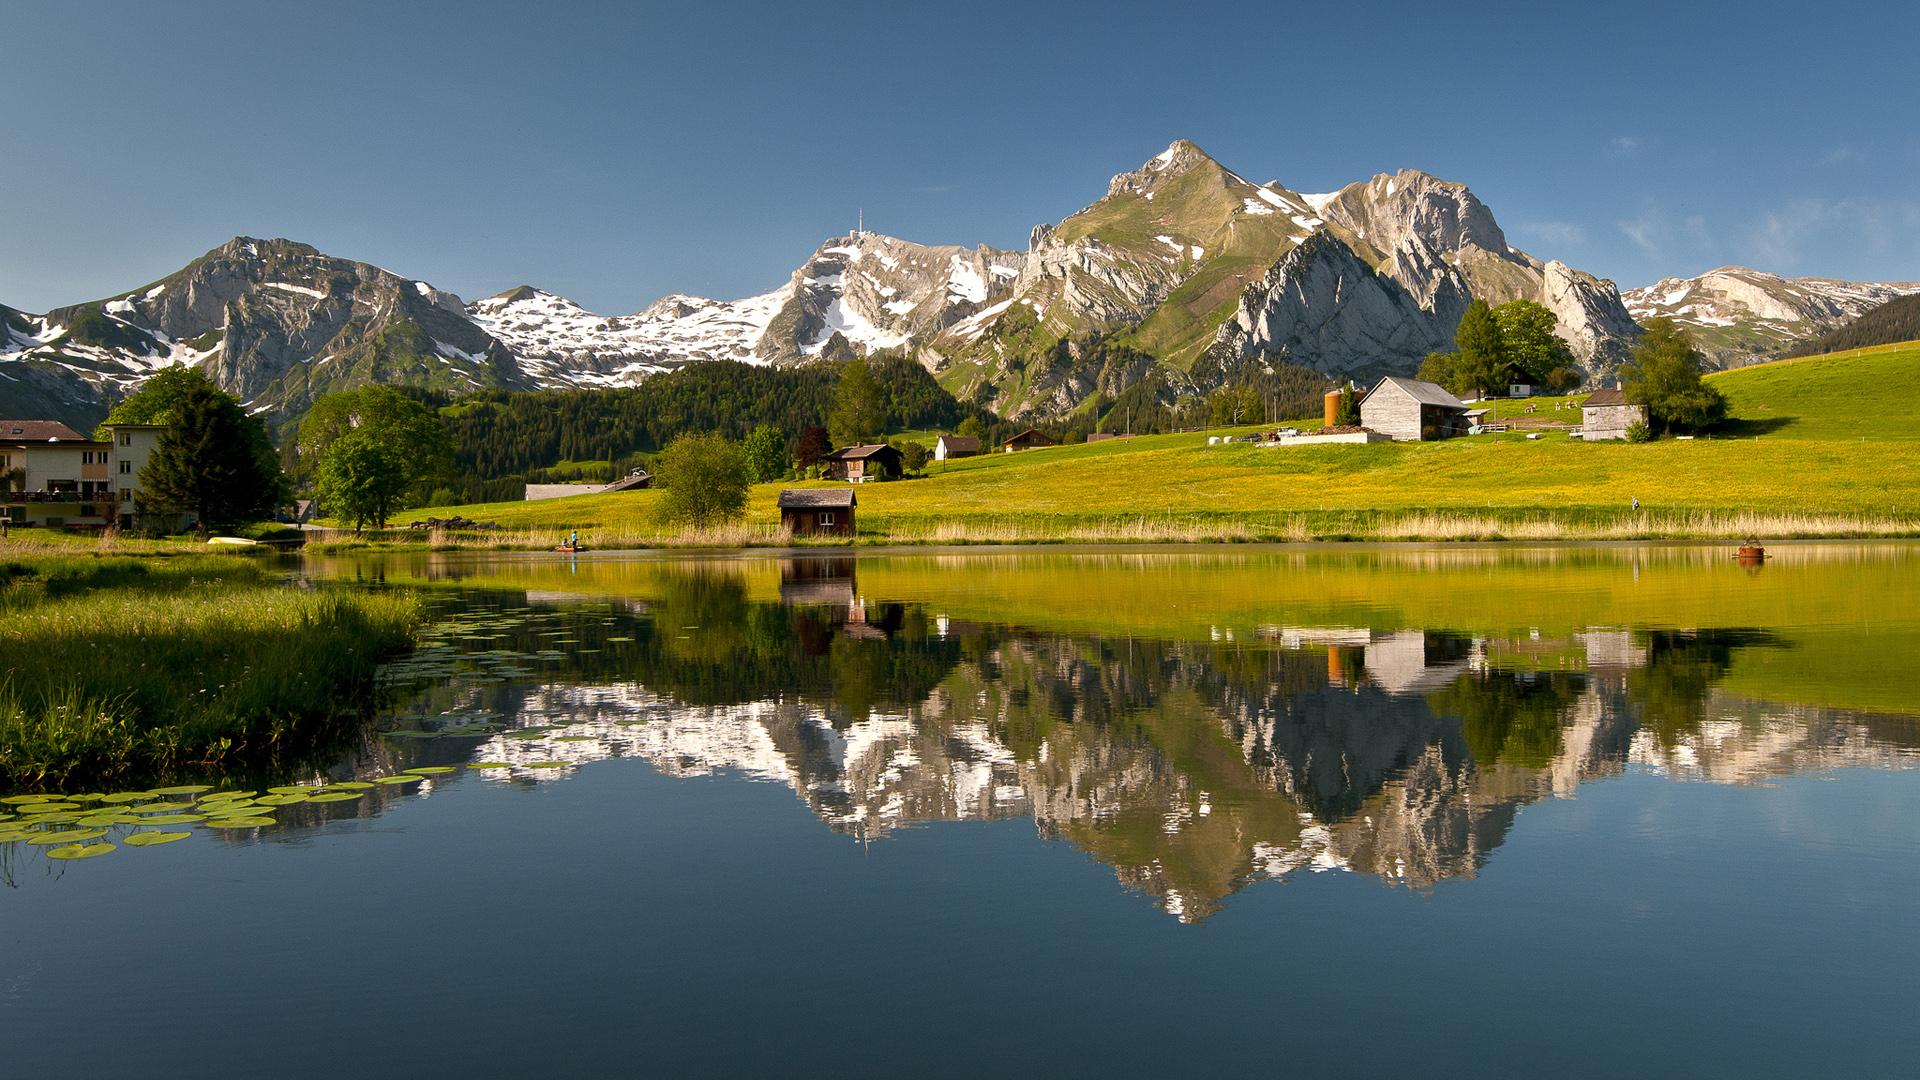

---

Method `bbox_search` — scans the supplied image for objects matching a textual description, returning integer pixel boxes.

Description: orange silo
[1324,389,1343,427]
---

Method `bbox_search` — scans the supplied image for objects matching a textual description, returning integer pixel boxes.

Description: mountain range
[4,140,1914,430]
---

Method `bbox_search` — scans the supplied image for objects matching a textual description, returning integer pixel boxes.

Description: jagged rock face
[1621,266,1920,368]
[1311,168,1509,258]
[755,232,1023,364]
[1541,260,1641,368]
[1207,233,1455,380]
[1308,169,1640,373]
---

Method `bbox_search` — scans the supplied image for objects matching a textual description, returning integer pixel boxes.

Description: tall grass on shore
[0,554,421,790]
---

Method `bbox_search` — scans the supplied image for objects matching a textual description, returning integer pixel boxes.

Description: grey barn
[1580,388,1647,440]
[1359,376,1472,441]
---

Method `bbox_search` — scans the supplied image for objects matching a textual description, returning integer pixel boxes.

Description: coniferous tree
[828,357,886,447]
[139,381,286,536]
[1452,299,1507,399]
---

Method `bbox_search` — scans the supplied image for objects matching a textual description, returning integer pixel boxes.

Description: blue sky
[3,0,1917,314]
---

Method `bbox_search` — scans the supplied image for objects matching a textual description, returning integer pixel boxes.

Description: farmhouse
[1580,388,1647,440]
[0,419,191,531]
[1003,428,1055,452]
[934,434,980,461]
[825,443,902,482]
[778,488,855,537]
[1359,377,1472,441]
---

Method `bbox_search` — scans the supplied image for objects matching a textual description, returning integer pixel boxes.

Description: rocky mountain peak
[1317,169,1509,259]
[1104,139,1230,200]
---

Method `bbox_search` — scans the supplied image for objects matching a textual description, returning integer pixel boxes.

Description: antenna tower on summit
[857,207,863,237]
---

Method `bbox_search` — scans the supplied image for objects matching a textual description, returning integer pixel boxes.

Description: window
[818,512,836,526]
[120,460,131,474]
[122,490,133,502]
[119,433,131,447]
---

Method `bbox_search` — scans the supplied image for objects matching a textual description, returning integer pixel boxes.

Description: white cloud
[1608,135,1643,157]
[1742,196,1920,269]
[1617,205,1713,263]
[1519,221,1587,248]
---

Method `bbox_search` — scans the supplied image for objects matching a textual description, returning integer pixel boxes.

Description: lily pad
[255,794,311,806]
[153,785,214,796]
[98,792,155,804]
[200,791,258,803]
[47,842,116,860]
[202,816,277,829]
[404,766,457,775]
[26,828,110,845]
[372,775,423,786]
[130,802,198,814]
[137,814,207,825]
[268,786,319,796]
[123,831,191,847]
[18,803,79,815]
[524,761,570,769]
[325,782,376,791]
[305,792,364,803]
[466,762,515,770]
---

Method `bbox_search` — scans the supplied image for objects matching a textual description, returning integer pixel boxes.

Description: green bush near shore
[0,554,421,789]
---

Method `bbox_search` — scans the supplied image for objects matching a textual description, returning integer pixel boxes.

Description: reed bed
[0,553,422,789]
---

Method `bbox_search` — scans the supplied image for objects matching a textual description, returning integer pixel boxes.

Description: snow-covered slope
[466,284,790,386]
[1622,267,1920,368]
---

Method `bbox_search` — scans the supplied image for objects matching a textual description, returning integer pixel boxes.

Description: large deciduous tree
[1623,318,1727,434]
[298,386,452,525]
[653,433,751,528]
[138,380,287,536]
[740,424,790,483]
[1492,300,1583,392]
[315,428,413,531]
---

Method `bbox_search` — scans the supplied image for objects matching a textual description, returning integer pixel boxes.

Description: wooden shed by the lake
[778,488,856,537]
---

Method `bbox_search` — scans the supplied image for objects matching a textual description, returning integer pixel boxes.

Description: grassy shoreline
[0,551,423,790]
[301,506,1920,552]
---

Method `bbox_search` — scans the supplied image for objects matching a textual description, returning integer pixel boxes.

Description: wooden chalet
[825,444,902,482]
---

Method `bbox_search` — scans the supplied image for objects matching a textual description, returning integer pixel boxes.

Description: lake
[4,543,1918,1077]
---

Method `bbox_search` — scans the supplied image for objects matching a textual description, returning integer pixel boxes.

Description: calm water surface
[5,544,1919,1077]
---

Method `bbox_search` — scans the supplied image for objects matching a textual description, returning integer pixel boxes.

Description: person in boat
[568,530,580,551]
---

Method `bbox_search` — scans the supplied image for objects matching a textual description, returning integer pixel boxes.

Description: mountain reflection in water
[348,548,1920,923]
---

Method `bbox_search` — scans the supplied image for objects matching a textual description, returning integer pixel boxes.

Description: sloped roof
[0,420,89,442]
[600,470,653,492]
[936,434,980,452]
[827,443,898,460]
[778,488,856,509]
[1583,387,1629,406]
[1365,377,1468,410]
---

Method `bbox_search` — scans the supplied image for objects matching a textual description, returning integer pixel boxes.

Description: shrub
[1625,420,1654,444]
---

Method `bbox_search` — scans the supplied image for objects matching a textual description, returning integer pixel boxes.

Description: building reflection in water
[370,557,1920,923]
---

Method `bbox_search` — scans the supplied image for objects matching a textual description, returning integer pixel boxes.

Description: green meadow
[400,340,1920,544]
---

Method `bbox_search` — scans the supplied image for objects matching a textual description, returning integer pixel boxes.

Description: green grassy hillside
[393,341,1920,543]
